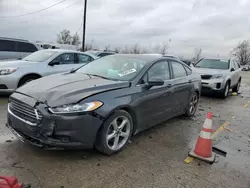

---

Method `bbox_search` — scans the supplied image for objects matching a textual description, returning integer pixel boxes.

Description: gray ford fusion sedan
[6,54,201,155]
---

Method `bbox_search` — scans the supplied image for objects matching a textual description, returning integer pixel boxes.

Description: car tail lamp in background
[0,176,24,188]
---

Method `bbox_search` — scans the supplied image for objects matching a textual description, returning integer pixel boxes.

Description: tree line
[57,29,250,65]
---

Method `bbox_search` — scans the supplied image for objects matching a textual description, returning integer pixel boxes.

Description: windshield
[195,59,229,70]
[23,50,58,62]
[77,55,147,81]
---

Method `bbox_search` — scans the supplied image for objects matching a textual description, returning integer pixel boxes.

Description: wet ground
[0,72,250,188]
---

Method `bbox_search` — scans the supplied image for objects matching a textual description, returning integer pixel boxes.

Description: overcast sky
[0,0,250,57]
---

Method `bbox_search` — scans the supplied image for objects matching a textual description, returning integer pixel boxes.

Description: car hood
[193,68,228,75]
[0,60,39,68]
[15,72,130,107]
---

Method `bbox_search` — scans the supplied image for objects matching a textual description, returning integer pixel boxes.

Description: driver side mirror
[49,61,60,66]
[230,67,235,72]
[145,78,164,88]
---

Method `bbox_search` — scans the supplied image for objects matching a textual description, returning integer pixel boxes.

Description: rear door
[76,53,94,65]
[169,60,194,113]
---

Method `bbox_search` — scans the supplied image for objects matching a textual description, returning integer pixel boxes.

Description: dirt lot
[0,72,250,188]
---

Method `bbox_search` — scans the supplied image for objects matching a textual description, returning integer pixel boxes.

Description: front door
[135,60,175,130]
[45,53,79,76]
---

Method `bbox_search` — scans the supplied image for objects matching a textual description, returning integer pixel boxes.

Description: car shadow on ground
[6,112,199,163]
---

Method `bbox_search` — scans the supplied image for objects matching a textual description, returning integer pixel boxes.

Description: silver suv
[0,37,39,60]
[193,58,242,98]
[0,49,97,93]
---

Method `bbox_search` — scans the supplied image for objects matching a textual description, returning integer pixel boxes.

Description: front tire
[185,92,199,117]
[95,110,133,155]
[220,81,230,99]
[18,75,40,87]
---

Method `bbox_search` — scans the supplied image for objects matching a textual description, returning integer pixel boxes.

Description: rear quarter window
[0,39,16,52]
[17,42,38,53]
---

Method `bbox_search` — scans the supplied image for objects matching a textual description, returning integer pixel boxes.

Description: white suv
[0,37,39,60]
[193,58,242,98]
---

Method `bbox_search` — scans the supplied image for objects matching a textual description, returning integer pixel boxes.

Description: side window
[77,54,93,64]
[55,53,75,64]
[17,42,37,53]
[171,61,187,78]
[0,40,16,52]
[233,61,240,69]
[184,66,192,75]
[231,61,235,69]
[148,61,170,81]
[98,53,113,57]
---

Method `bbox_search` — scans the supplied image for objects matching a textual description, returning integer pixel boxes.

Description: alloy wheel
[237,80,241,92]
[189,94,198,115]
[224,84,229,97]
[106,116,131,151]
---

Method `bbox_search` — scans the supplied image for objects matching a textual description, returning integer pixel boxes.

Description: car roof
[202,57,229,61]
[40,49,80,53]
[0,37,29,42]
[111,54,176,64]
[37,49,98,59]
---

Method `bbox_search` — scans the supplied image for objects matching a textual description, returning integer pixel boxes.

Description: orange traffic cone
[189,112,216,163]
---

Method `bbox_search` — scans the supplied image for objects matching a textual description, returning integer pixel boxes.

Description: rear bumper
[6,102,104,149]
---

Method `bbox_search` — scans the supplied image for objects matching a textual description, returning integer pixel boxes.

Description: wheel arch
[98,105,138,135]
[17,73,42,87]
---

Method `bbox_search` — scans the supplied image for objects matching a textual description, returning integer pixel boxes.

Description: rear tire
[220,81,230,99]
[95,110,133,155]
[185,92,199,117]
[18,75,40,87]
[232,79,241,93]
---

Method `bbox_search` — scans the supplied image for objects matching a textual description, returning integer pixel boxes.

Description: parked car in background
[0,37,39,60]
[242,62,250,71]
[0,49,97,93]
[36,42,78,51]
[193,58,241,98]
[6,54,201,154]
[87,50,116,58]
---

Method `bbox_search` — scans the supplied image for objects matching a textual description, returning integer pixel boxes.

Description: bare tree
[153,42,168,54]
[192,48,202,63]
[121,46,130,54]
[130,44,141,54]
[83,43,93,51]
[141,46,150,53]
[71,33,81,46]
[232,40,250,65]
[114,47,120,53]
[104,45,110,51]
[57,29,72,44]
[159,42,168,55]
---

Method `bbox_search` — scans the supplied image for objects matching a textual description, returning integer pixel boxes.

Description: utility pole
[82,0,87,51]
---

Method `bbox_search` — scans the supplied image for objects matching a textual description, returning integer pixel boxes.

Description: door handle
[167,84,172,87]
[188,80,192,83]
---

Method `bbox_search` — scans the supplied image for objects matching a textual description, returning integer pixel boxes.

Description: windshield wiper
[87,74,118,81]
